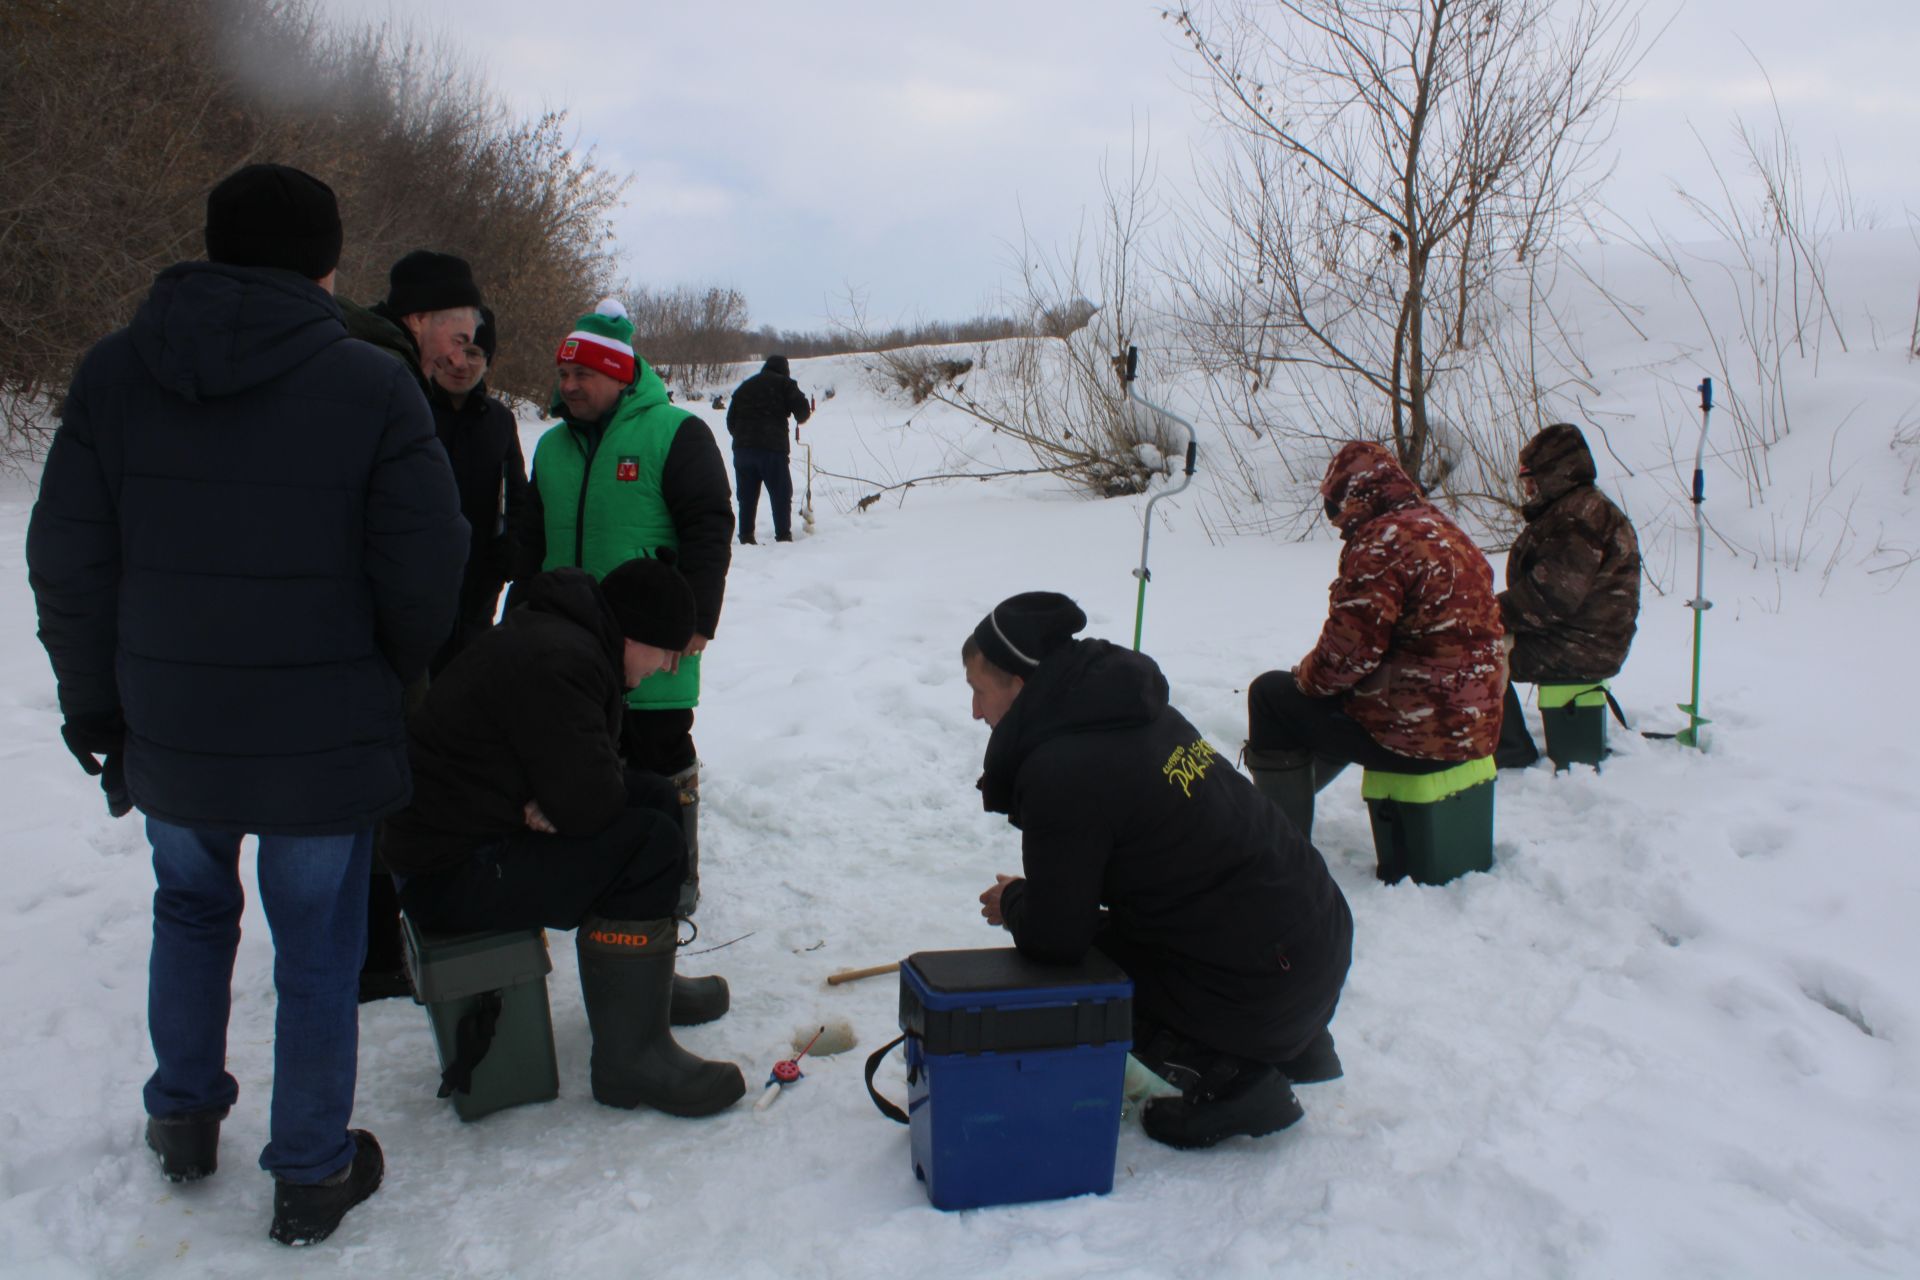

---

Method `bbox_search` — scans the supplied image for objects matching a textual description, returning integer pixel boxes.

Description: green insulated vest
[532,365,703,710]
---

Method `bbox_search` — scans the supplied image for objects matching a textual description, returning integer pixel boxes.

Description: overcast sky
[314,1,1918,333]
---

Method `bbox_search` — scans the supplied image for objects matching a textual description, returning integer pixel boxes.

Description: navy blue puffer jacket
[27,262,469,834]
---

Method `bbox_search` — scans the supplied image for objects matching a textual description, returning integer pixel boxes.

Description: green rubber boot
[1245,746,1317,839]
[576,918,744,1116]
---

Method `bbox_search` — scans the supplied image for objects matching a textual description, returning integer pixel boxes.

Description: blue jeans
[144,819,372,1183]
[733,447,793,541]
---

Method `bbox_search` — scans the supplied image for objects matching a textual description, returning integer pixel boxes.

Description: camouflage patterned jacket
[1500,424,1642,684]
[1294,441,1506,762]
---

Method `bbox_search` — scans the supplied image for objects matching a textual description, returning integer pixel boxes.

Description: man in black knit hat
[28,162,466,1243]
[342,250,493,1003]
[343,249,486,391]
[381,558,744,1119]
[964,592,1354,1150]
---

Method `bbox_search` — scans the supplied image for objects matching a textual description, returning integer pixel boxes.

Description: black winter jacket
[27,262,469,834]
[984,640,1353,1062]
[381,568,633,875]
[725,358,811,454]
[432,386,538,632]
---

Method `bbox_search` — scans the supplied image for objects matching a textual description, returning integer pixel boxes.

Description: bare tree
[1165,0,1642,493]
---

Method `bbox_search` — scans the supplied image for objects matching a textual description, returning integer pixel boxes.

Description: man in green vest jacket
[523,298,735,913]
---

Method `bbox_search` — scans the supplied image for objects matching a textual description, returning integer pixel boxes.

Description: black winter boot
[576,917,744,1116]
[670,763,701,916]
[359,870,413,1003]
[1495,682,1541,769]
[1278,1026,1343,1084]
[1142,1059,1304,1150]
[670,972,730,1027]
[145,1108,225,1182]
[269,1129,383,1246]
[1245,746,1317,839]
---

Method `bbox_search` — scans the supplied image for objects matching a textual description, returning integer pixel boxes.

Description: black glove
[61,715,132,819]
[101,753,132,818]
[60,715,123,777]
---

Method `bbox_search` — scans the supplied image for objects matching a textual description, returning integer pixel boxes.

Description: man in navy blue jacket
[26,164,467,1246]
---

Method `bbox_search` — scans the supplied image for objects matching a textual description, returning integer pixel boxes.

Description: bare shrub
[1164,0,1642,502]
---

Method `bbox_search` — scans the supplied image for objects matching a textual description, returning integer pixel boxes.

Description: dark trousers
[398,780,686,932]
[733,447,793,541]
[1247,670,1456,778]
[623,707,696,777]
[1497,681,1540,760]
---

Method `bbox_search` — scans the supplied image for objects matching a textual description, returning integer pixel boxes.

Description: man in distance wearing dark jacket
[1493,423,1642,768]
[381,559,744,1118]
[967,593,1353,1150]
[725,353,812,544]
[26,164,468,1245]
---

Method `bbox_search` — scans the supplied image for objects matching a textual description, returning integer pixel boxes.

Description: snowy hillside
[2,232,1917,1278]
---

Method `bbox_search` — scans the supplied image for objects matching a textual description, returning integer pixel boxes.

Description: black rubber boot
[1245,746,1317,839]
[1142,1060,1304,1150]
[576,917,744,1116]
[670,972,730,1027]
[359,870,412,1003]
[269,1129,383,1246]
[670,763,701,917]
[1278,1026,1344,1084]
[1495,682,1541,770]
[145,1108,225,1182]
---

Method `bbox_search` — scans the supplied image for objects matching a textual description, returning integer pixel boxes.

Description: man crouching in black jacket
[381,560,744,1118]
[965,592,1354,1150]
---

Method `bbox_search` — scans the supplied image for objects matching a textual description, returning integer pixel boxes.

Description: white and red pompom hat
[555,297,637,384]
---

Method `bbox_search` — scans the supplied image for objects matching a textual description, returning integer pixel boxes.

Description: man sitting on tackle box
[380,558,744,1118]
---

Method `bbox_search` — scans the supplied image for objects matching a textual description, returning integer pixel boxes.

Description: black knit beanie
[384,250,483,317]
[971,591,1087,674]
[204,163,343,279]
[600,555,697,651]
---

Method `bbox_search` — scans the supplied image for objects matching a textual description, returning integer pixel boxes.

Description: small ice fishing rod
[1118,345,1198,651]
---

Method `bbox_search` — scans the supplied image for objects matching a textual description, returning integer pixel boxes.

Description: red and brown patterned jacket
[1294,441,1506,762]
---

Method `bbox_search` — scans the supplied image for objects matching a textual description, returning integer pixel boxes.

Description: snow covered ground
[2,233,1918,1278]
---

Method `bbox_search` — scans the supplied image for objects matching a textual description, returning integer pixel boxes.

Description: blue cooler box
[899,947,1132,1211]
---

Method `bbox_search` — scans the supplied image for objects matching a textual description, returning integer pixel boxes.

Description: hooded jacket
[1295,441,1506,762]
[985,639,1352,1063]
[382,568,633,875]
[1500,424,1642,683]
[725,355,812,454]
[26,262,468,833]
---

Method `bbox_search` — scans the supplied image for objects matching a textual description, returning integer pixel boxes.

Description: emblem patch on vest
[615,456,640,482]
